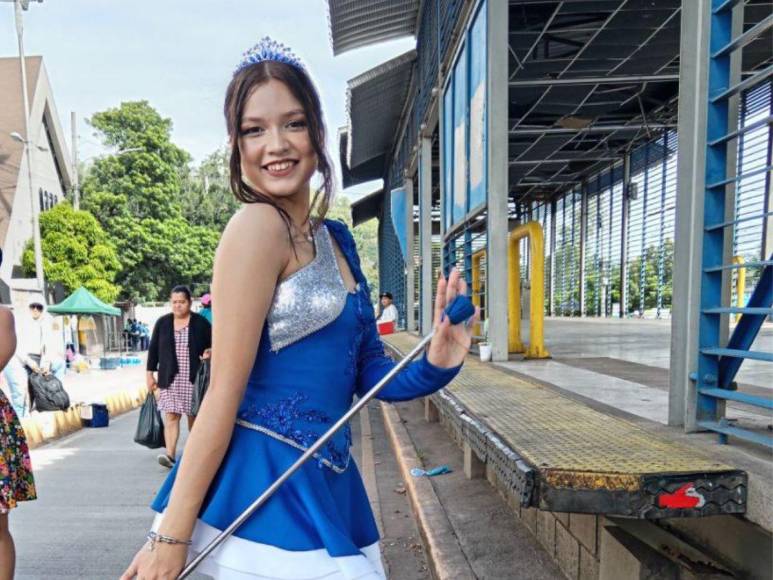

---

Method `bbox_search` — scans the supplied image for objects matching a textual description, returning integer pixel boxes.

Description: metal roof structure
[335,1,771,208]
[507,0,772,204]
[345,49,417,179]
[338,129,384,189]
[350,188,384,227]
[326,0,419,55]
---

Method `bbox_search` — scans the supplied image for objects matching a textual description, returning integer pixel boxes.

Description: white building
[0,56,73,305]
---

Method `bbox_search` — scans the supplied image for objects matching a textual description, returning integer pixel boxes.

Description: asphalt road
[11,409,207,580]
[10,402,426,580]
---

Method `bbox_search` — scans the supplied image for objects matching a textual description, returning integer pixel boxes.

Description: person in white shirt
[2,298,65,415]
[377,292,398,324]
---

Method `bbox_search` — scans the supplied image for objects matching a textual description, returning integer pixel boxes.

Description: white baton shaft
[179,295,474,579]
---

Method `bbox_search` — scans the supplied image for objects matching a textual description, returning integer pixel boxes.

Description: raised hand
[426,268,480,369]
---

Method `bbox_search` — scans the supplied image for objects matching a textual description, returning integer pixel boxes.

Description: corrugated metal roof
[351,188,383,227]
[327,0,419,55]
[346,49,416,171]
[339,128,384,189]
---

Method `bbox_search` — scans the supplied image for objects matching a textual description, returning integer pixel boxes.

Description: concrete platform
[509,318,772,439]
[384,333,747,519]
[538,317,772,392]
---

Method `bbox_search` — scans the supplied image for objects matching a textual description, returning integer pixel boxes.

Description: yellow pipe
[733,255,745,323]
[471,250,485,338]
[509,222,550,359]
[508,240,525,353]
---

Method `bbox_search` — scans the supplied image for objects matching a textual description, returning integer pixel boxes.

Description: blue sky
[0,0,413,198]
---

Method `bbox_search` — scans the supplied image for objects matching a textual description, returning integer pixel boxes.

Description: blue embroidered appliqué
[347,322,365,378]
[238,393,352,472]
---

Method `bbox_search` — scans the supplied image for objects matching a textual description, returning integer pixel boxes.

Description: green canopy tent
[48,287,121,316]
[48,287,122,367]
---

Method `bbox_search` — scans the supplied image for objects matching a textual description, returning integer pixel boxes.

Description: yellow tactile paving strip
[384,333,734,491]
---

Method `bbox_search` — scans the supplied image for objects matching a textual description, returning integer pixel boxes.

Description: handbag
[191,359,210,416]
[134,393,165,449]
[28,372,70,412]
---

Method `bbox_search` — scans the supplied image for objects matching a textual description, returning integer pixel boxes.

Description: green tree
[82,101,190,221]
[81,101,219,302]
[179,148,240,232]
[22,202,121,303]
[326,196,379,299]
[625,239,674,313]
[551,226,582,315]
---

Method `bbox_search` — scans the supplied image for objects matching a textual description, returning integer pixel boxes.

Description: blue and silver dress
[151,220,461,580]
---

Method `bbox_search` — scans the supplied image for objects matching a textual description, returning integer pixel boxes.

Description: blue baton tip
[444,295,475,325]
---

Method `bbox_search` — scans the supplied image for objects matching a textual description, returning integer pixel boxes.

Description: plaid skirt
[158,326,194,416]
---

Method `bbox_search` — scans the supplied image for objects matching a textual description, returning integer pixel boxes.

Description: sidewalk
[19,354,149,448]
[13,384,431,578]
[63,353,148,405]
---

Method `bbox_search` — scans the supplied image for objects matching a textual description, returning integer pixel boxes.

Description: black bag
[191,359,210,416]
[28,372,70,412]
[134,393,165,449]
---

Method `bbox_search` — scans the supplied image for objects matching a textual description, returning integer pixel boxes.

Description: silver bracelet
[146,530,193,551]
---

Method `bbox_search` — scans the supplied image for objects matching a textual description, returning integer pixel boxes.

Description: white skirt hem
[152,513,386,580]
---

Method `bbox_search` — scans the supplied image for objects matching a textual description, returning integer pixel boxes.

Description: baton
[178,295,475,578]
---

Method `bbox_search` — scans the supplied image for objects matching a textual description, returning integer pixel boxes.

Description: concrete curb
[20,386,149,448]
[381,401,476,580]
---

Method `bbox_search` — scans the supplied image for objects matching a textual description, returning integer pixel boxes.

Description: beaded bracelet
[146,530,193,552]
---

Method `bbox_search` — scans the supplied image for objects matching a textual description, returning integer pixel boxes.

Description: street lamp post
[72,111,79,210]
[4,0,45,290]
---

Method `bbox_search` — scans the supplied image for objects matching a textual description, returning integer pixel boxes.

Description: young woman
[147,285,212,468]
[122,38,477,580]
[0,249,37,580]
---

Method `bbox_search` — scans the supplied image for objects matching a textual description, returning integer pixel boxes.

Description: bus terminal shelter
[329,1,772,577]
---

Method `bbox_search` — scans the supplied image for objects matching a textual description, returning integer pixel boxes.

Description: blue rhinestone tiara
[235,37,305,75]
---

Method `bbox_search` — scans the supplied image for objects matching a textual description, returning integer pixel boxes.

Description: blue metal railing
[695,0,773,448]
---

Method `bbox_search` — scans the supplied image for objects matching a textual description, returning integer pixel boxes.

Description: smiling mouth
[263,160,298,173]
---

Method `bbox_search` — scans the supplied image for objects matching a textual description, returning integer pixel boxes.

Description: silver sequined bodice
[267,225,349,351]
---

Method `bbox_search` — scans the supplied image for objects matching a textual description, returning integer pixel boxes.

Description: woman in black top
[146,286,211,468]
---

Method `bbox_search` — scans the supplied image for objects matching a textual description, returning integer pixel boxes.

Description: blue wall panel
[452,44,468,225]
[468,3,487,212]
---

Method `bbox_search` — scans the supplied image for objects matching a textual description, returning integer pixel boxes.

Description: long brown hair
[224,61,334,239]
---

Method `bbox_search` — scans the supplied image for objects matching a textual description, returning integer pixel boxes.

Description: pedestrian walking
[121,37,477,580]
[146,286,212,469]
[0,249,37,580]
[123,318,134,351]
[131,319,142,351]
[140,322,150,351]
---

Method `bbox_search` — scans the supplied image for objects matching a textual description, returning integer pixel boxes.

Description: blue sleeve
[355,318,462,402]
[324,218,462,402]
